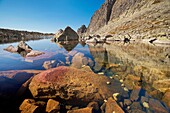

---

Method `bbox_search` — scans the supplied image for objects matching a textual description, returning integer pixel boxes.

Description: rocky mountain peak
[77,25,87,37]
[86,0,170,40]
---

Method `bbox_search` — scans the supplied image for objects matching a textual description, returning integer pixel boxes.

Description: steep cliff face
[86,0,116,34]
[87,0,170,40]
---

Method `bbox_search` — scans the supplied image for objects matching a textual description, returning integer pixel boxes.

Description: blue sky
[0,0,104,33]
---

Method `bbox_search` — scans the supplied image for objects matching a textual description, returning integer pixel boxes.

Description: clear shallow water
[0,38,170,110]
[0,39,92,71]
[0,39,169,76]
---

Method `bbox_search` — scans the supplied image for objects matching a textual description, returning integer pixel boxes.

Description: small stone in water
[110,76,113,79]
[82,65,86,67]
[104,100,107,103]
[98,72,104,75]
[124,87,129,92]
[106,82,111,85]
[113,93,119,100]
[113,111,115,113]
[127,106,130,110]
[121,84,125,87]
[143,102,149,108]
[120,79,123,83]
[115,75,119,77]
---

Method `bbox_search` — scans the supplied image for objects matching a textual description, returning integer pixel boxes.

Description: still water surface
[0,38,170,100]
[0,39,169,77]
[0,39,92,71]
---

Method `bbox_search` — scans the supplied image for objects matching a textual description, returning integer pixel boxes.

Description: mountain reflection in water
[0,39,170,99]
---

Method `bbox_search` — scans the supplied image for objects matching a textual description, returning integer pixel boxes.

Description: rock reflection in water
[56,41,78,52]
[88,42,170,98]
[18,51,29,57]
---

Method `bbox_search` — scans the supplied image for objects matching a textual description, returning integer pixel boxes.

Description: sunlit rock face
[88,42,170,93]
[86,0,116,34]
[87,0,170,41]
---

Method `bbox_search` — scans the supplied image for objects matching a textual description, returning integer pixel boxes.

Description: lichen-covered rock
[29,66,128,106]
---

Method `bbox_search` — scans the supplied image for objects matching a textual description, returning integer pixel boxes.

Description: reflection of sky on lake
[0,39,91,71]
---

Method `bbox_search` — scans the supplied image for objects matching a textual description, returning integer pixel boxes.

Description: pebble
[113,111,115,113]
[120,79,123,83]
[115,75,119,77]
[124,87,129,92]
[143,102,149,108]
[113,93,119,100]
[110,76,113,79]
[98,72,104,75]
[121,84,125,87]
[127,106,131,110]
[104,100,107,103]
[82,65,86,67]
[106,82,111,85]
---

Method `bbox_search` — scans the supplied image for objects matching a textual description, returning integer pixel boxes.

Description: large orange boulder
[29,66,128,106]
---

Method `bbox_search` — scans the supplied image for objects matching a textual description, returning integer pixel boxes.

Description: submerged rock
[162,89,170,108]
[149,98,169,113]
[71,52,94,69]
[153,79,170,93]
[43,60,57,70]
[105,97,124,113]
[87,101,99,111]
[29,66,128,106]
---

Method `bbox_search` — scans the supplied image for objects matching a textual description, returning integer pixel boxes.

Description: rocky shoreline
[0,0,170,112]
[0,28,54,44]
[0,66,169,113]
